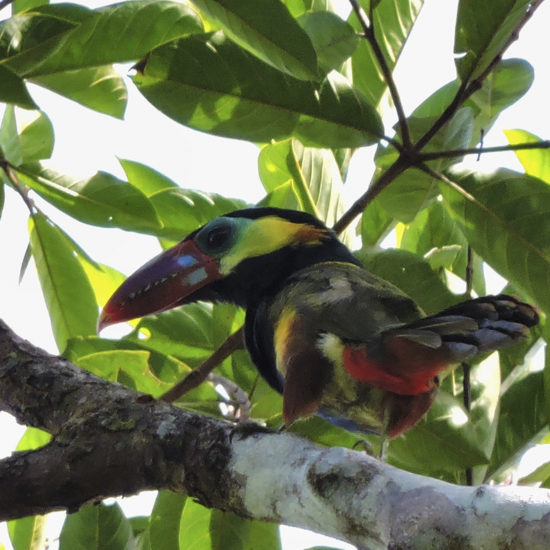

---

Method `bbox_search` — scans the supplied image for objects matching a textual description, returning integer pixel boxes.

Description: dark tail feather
[389,294,539,362]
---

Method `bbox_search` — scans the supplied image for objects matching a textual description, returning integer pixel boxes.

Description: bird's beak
[97,240,221,332]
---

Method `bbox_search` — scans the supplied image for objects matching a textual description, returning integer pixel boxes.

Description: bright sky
[1,0,549,548]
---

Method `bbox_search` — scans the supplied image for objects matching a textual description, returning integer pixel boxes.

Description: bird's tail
[345,295,539,396]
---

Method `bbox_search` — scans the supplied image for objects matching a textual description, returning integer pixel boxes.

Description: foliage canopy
[1,0,549,549]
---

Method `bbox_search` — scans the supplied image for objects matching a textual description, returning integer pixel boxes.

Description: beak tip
[97,311,112,334]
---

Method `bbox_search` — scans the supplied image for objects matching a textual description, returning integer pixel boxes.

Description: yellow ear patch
[219,216,329,274]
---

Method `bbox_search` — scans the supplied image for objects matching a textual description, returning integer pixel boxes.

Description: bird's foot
[229,420,274,441]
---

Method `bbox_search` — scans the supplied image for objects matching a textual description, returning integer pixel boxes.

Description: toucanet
[99,208,538,437]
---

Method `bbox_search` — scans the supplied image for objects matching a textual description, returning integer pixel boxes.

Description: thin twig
[349,0,411,148]
[419,140,550,162]
[160,328,244,403]
[332,153,409,234]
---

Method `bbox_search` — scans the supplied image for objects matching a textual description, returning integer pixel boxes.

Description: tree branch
[2,319,550,547]
[349,0,411,148]
[333,153,408,234]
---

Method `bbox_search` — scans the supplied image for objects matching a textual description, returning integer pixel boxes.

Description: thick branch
[1,320,550,548]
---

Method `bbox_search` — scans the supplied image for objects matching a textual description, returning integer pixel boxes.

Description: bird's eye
[207,226,231,250]
[196,218,236,254]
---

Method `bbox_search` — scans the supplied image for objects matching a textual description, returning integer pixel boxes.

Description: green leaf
[0,65,37,109]
[32,66,127,118]
[351,0,425,108]
[519,457,550,485]
[466,59,533,141]
[0,106,23,165]
[244,521,281,550]
[130,303,240,361]
[357,248,456,315]
[454,0,531,81]
[17,110,54,163]
[8,515,46,550]
[190,0,319,80]
[16,427,51,451]
[119,159,179,196]
[17,163,162,234]
[258,139,346,225]
[13,0,49,14]
[119,158,246,239]
[76,349,171,395]
[486,372,548,479]
[150,491,186,550]
[360,198,395,247]
[59,502,136,550]
[376,168,439,223]
[505,129,550,184]
[179,499,212,549]
[144,188,245,241]
[297,11,359,74]
[133,32,383,148]
[28,214,98,351]
[440,170,550,315]
[210,510,252,550]
[400,200,486,296]
[7,1,203,77]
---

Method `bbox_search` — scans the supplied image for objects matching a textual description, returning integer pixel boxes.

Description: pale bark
[1,319,549,549]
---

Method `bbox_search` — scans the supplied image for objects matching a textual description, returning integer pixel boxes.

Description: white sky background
[1,0,549,548]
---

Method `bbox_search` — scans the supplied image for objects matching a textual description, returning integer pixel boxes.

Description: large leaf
[120,158,246,240]
[505,129,550,184]
[150,491,186,550]
[297,10,359,75]
[399,200,486,296]
[76,349,176,396]
[350,0,425,108]
[59,503,135,550]
[466,59,533,141]
[440,169,550,315]
[190,0,319,80]
[28,214,98,351]
[8,515,46,550]
[5,1,203,77]
[129,303,242,362]
[0,106,23,165]
[0,65,37,109]
[133,32,383,148]
[357,247,456,314]
[486,372,548,479]
[32,66,127,118]
[403,59,533,152]
[17,163,162,234]
[454,0,532,81]
[258,139,346,226]
[18,111,54,163]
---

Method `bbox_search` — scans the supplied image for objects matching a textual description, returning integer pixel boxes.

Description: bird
[98,207,539,438]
